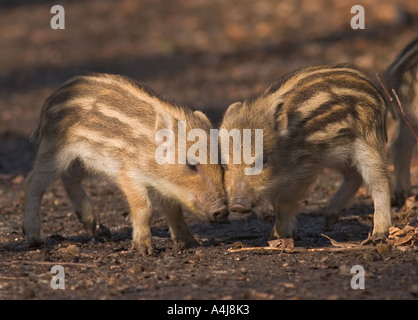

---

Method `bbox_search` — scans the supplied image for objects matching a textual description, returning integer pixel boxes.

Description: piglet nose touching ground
[228,198,252,215]
[211,205,230,223]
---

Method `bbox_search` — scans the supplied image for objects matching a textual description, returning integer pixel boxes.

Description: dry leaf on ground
[388,224,416,247]
[268,238,294,249]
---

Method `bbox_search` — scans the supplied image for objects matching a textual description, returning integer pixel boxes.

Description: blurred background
[0,0,417,174]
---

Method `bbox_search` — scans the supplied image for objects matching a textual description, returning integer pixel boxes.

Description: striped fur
[221,64,392,239]
[384,38,418,205]
[23,73,228,254]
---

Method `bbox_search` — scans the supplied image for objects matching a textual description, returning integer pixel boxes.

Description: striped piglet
[220,64,392,240]
[23,73,228,254]
[384,38,418,206]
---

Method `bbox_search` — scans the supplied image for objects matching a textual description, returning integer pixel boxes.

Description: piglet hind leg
[23,156,62,246]
[161,201,199,248]
[391,122,416,206]
[355,141,392,238]
[23,170,51,246]
[324,168,363,231]
[61,160,96,237]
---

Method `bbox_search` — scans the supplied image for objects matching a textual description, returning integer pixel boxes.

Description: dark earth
[0,0,418,301]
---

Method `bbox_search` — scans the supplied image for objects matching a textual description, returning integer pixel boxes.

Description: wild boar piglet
[384,38,418,206]
[23,73,228,254]
[220,64,392,240]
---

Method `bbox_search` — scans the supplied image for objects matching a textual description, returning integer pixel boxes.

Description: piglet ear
[272,101,288,138]
[155,112,175,147]
[193,110,212,127]
[223,101,242,120]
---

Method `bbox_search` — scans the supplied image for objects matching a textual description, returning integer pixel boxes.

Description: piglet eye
[187,162,198,172]
[263,155,269,165]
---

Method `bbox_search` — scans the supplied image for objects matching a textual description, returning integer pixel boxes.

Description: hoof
[173,238,199,251]
[132,243,154,256]
[95,224,112,242]
[24,235,43,248]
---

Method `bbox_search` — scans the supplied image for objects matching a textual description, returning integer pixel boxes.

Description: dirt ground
[1,0,418,301]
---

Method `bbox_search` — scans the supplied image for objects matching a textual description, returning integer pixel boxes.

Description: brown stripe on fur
[385,38,418,91]
[283,73,383,109]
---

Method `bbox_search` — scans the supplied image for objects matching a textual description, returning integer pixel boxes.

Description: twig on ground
[320,233,359,248]
[2,260,97,268]
[227,246,367,253]
[227,246,286,253]
[0,276,27,280]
